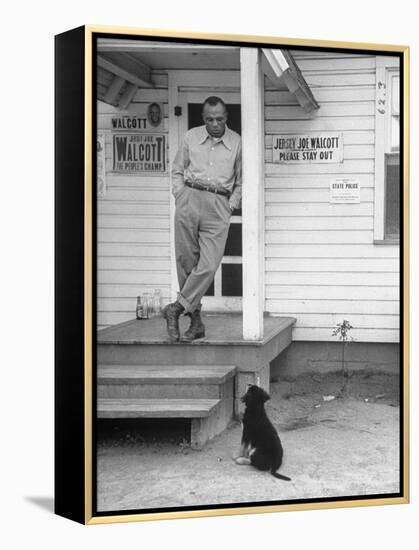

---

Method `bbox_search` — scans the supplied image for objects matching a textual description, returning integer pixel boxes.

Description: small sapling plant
[332,319,355,395]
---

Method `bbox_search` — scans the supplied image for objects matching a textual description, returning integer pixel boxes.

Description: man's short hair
[202,96,227,112]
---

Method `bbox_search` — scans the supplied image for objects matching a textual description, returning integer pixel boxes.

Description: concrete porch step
[97,314,296,415]
[97,397,220,418]
[97,397,224,450]
[98,364,236,385]
[97,364,236,400]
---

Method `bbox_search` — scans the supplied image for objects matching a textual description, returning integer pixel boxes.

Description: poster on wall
[112,133,166,173]
[272,133,343,163]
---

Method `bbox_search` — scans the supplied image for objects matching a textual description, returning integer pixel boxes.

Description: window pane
[221,264,242,296]
[224,223,242,256]
[385,154,400,238]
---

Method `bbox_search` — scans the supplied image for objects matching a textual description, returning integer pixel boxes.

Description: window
[374,58,401,243]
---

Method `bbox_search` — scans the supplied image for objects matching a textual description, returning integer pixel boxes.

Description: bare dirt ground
[96,371,400,512]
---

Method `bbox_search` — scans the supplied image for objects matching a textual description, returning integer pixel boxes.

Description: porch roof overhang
[261,49,320,113]
[96,39,319,112]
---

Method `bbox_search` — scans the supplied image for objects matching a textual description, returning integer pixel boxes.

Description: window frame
[373,56,401,244]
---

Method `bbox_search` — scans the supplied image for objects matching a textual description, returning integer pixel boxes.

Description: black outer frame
[54,25,409,525]
[55,26,86,524]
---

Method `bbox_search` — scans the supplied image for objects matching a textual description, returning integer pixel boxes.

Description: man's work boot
[181,310,206,342]
[162,301,184,342]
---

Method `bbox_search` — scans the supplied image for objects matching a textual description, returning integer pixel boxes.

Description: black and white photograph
[4,0,419,543]
[93,32,406,517]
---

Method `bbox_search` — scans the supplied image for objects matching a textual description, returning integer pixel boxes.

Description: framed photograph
[55,25,409,525]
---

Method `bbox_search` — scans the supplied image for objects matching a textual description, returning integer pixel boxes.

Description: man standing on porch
[163,96,242,342]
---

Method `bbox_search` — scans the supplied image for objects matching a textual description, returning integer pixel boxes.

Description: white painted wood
[266,285,399,301]
[171,70,240,88]
[168,71,180,302]
[266,118,375,132]
[240,48,265,340]
[266,244,399,258]
[98,243,170,257]
[118,83,138,110]
[265,102,374,119]
[266,257,398,272]
[98,215,169,230]
[98,257,169,271]
[99,228,169,244]
[265,174,374,190]
[266,72,376,89]
[98,271,170,285]
[98,97,169,114]
[265,230,373,245]
[265,271,398,286]
[95,52,400,343]
[267,299,399,315]
[97,55,153,88]
[265,87,376,104]
[291,313,399,330]
[294,56,376,72]
[104,75,125,104]
[265,217,374,231]
[97,202,169,216]
[103,176,169,188]
[266,159,373,175]
[97,90,172,326]
[263,51,400,343]
[265,188,373,203]
[150,72,169,88]
[261,49,288,88]
[103,188,169,202]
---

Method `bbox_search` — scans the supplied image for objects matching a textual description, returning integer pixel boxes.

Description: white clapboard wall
[264,51,400,343]
[97,70,170,329]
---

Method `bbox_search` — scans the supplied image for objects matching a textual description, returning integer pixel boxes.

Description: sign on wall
[111,103,163,131]
[330,178,360,203]
[272,133,343,163]
[112,133,166,173]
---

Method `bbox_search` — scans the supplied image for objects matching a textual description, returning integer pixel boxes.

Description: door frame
[168,70,243,311]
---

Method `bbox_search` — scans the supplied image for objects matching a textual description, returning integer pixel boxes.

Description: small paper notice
[330,178,360,203]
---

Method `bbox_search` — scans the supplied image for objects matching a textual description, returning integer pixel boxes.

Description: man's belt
[185,180,230,197]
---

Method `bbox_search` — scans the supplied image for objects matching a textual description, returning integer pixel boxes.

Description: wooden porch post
[240,48,265,340]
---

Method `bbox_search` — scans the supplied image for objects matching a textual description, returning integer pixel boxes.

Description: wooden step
[97,398,220,419]
[97,364,236,385]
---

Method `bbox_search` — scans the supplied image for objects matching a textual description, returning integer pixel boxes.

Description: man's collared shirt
[171,124,242,210]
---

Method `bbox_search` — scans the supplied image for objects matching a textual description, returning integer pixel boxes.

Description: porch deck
[97,313,295,347]
[98,314,296,416]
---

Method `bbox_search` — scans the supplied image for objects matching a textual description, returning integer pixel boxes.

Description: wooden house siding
[97,75,170,329]
[264,51,399,343]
